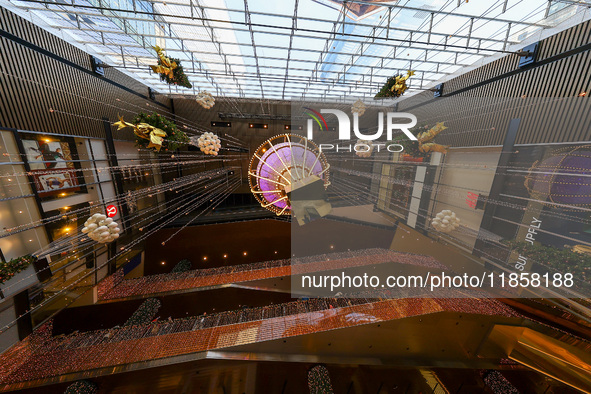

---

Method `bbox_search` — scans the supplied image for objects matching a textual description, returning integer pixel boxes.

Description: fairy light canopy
[248,134,330,216]
[2,0,585,101]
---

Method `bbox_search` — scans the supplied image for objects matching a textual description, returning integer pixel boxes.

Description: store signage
[106,205,118,218]
[466,192,478,209]
[525,217,542,245]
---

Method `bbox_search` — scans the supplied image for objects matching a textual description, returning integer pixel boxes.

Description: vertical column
[474,118,521,258]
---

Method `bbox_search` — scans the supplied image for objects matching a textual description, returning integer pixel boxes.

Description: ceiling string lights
[0,168,241,332]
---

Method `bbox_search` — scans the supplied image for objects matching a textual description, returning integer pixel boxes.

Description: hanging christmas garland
[150,46,192,89]
[308,365,334,394]
[114,113,189,152]
[481,370,519,394]
[171,259,192,273]
[64,380,98,394]
[375,70,415,98]
[133,112,189,151]
[123,298,162,326]
[0,255,37,285]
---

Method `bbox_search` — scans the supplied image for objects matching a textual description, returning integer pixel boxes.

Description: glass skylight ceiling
[4,0,587,101]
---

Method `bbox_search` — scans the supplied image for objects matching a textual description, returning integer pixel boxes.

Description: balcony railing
[0,290,520,390]
[97,249,448,300]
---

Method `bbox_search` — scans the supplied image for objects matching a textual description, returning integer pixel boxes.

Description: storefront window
[20,133,87,201]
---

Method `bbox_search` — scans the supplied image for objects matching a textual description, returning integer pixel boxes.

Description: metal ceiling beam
[17,2,525,54]
[88,43,460,76]
[282,0,299,101]
[9,0,562,101]
[121,66,442,90]
[64,25,474,71]
[313,0,390,99]
[92,0,547,38]
[192,0,245,98]
[135,0,552,28]
[341,0,552,27]
[91,51,452,91]
[244,0,264,98]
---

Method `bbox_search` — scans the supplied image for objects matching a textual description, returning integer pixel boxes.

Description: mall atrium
[0,0,590,393]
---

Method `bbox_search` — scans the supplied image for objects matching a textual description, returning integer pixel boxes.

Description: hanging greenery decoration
[375,70,415,98]
[64,380,98,394]
[0,255,37,285]
[114,113,189,152]
[171,259,192,273]
[150,46,192,89]
[123,298,162,326]
[308,365,334,394]
[133,112,189,151]
[504,241,591,283]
